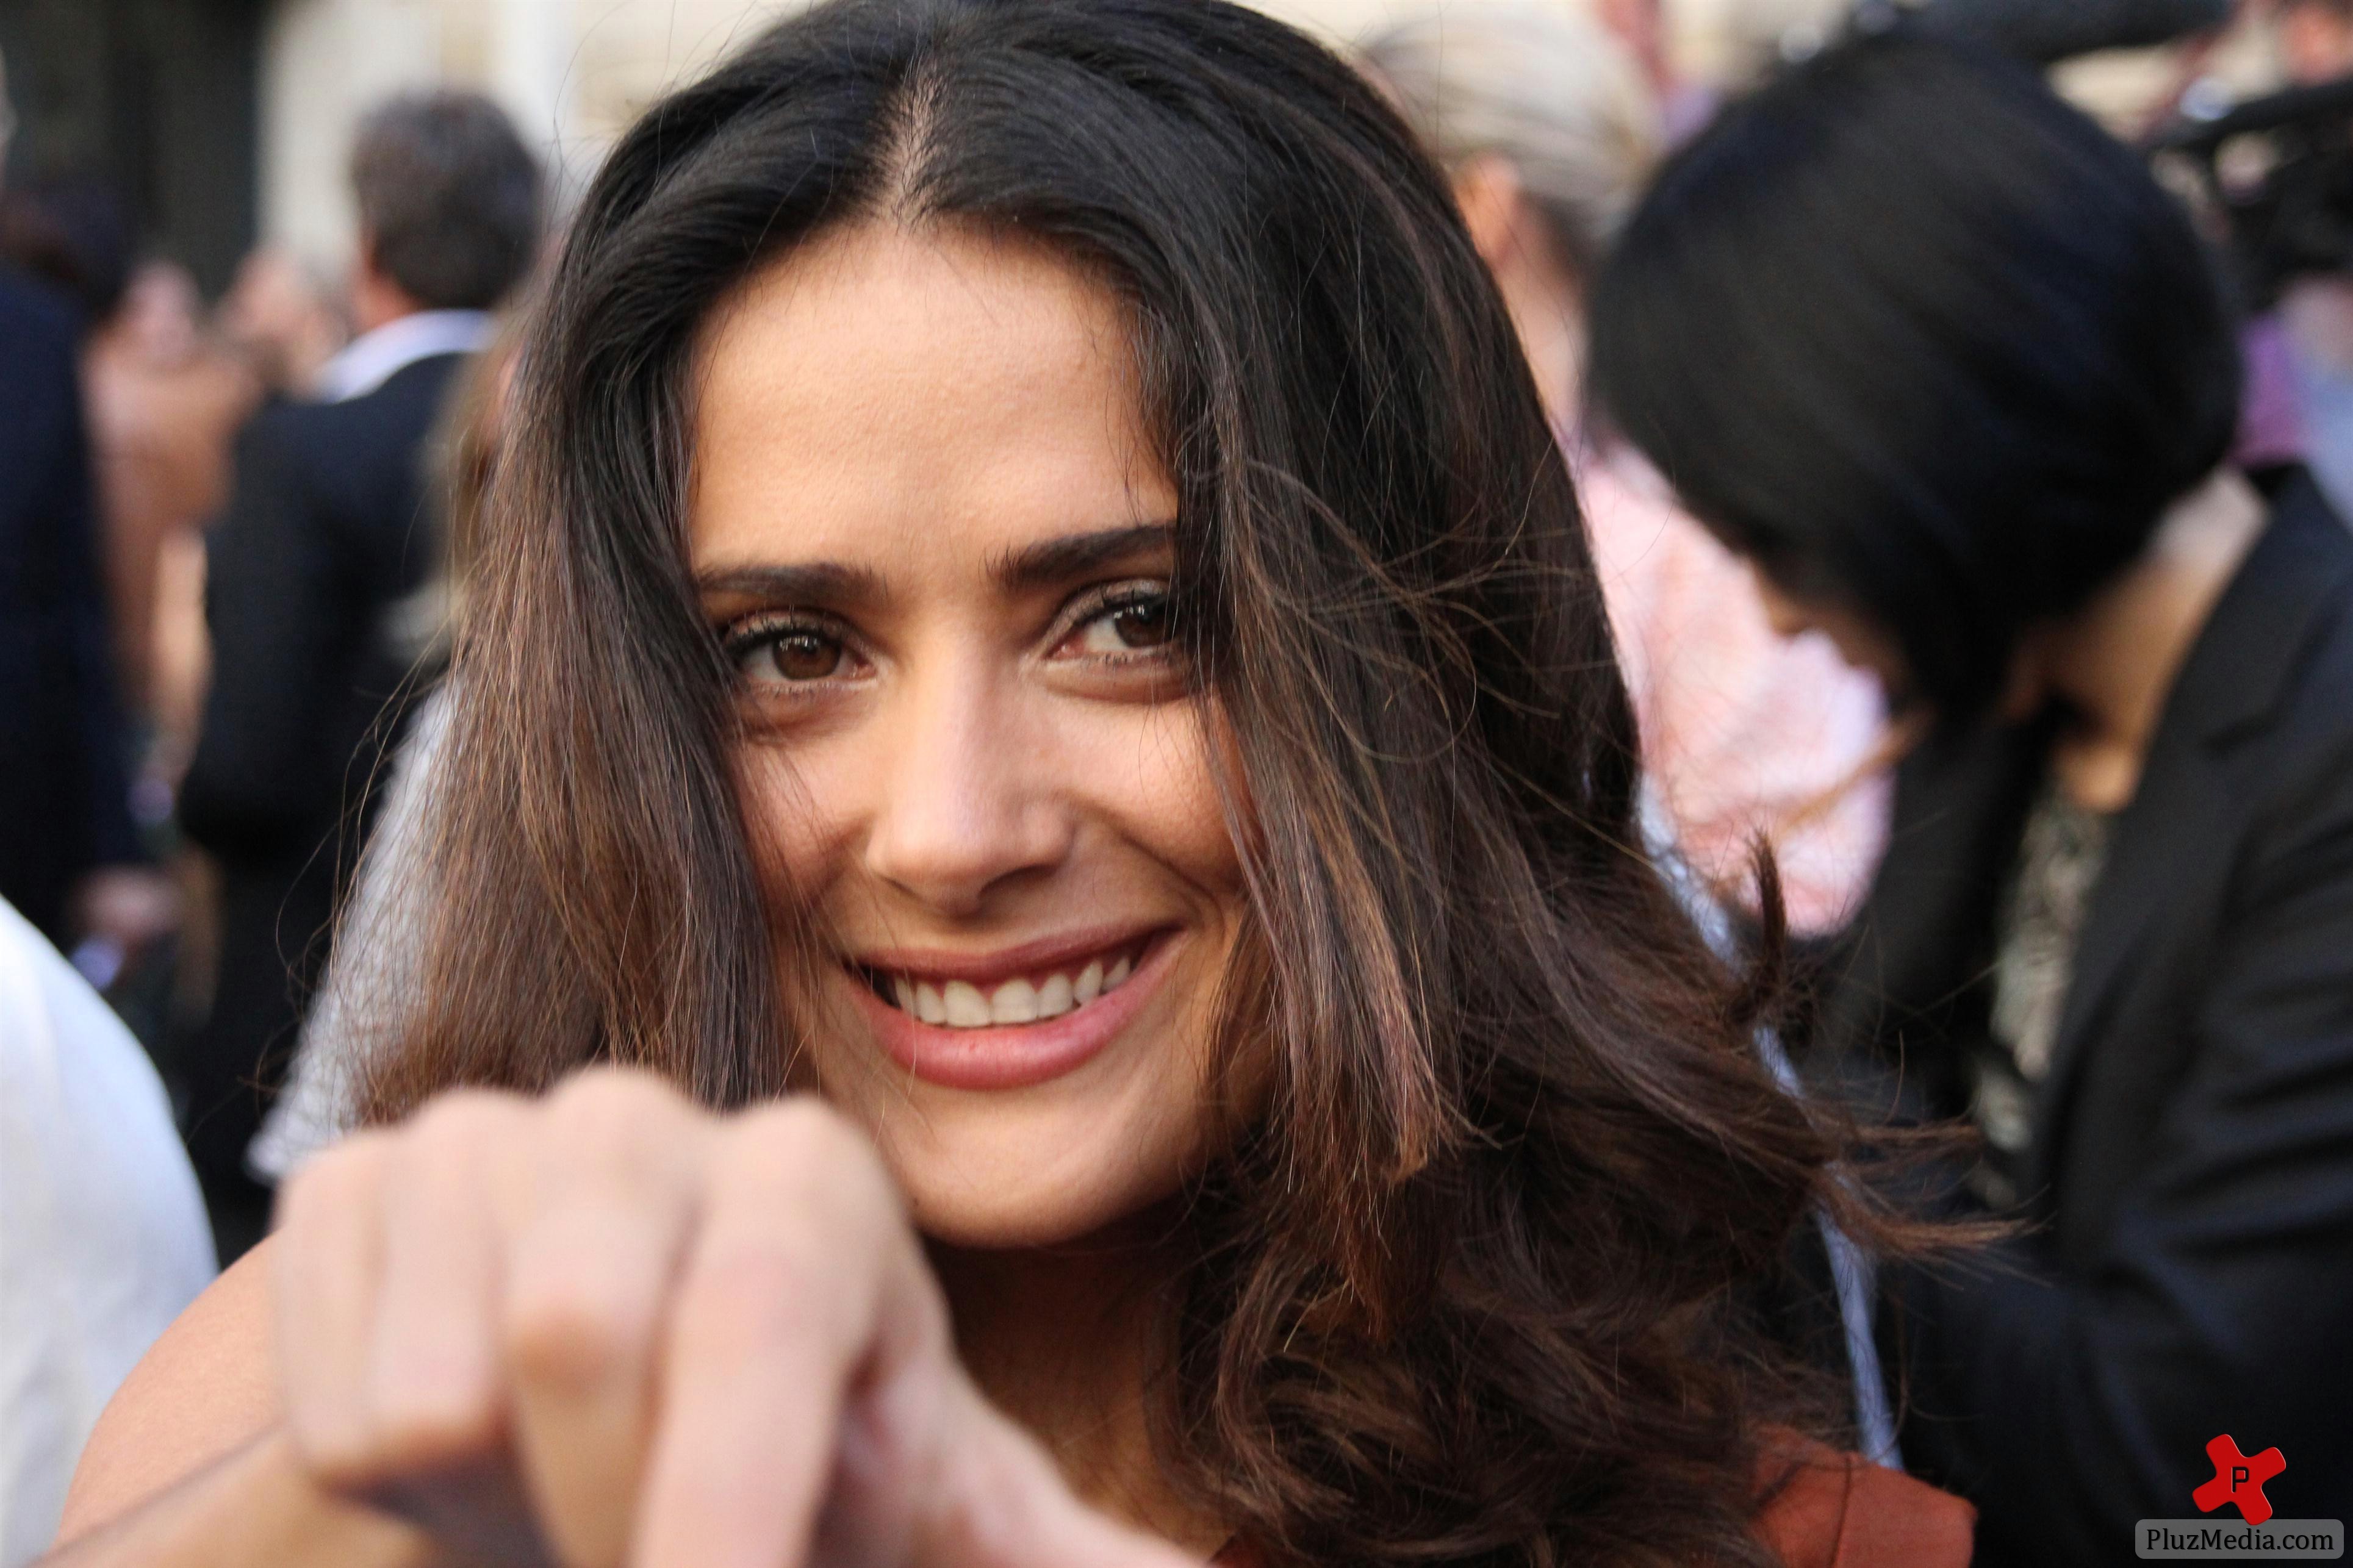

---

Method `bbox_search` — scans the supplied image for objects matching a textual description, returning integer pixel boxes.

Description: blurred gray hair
[1361,2,1660,277]
[351,89,543,311]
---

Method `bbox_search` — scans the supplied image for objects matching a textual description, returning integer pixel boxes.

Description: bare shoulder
[56,1240,281,1545]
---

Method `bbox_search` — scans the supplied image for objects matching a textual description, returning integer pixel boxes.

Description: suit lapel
[2031,477,2353,1187]
[2028,714,2227,1184]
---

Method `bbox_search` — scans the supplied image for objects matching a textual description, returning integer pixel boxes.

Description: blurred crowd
[0,69,538,1243]
[1,62,537,1563]
[4,0,2353,1564]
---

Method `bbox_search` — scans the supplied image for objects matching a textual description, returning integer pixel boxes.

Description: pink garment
[1577,449,1891,934]
[2237,313,2307,472]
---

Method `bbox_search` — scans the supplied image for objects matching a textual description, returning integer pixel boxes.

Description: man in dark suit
[178,90,539,1236]
[1891,0,2230,63]
[1,41,154,951]
[1589,38,2353,1562]
[0,262,145,950]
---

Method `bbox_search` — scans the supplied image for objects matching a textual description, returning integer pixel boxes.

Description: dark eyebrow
[692,523,1175,608]
[993,522,1176,595]
[692,561,889,607]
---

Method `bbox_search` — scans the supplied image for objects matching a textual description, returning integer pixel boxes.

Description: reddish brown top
[1209,1441,1974,1568]
[1752,1442,1976,1568]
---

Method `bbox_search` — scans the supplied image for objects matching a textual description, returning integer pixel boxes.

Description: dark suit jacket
[1824,474,2353,1563]
[178,349,461,1190]
[1906,0,2230,63]
[0,268,140,942]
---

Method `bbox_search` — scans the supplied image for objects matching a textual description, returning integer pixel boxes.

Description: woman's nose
[860,665,1074,917]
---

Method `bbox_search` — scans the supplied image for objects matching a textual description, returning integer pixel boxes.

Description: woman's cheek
[732,741,874,1094]
[735,735,860,898]
[1094,701,1258,1095]
[1099,700,1245,894]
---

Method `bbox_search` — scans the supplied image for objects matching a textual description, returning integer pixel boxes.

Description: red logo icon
[2193,1434,2286,1525]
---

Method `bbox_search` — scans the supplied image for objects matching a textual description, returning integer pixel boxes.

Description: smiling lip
[844,925,1175,1092]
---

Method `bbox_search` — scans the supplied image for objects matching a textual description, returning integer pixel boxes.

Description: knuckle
[286,1371,500,1495]
[284,1412,382,1495]
[638,1101,905,1361]
[403,1089,523,1157]
[362,1386,503,1478]
[725,1096,875,1190]
[275,1132,390,1230]
[503,1270,648,1389]
[545,1065,690,1150]
[681,1241,828,1347]
[708,1100,907,1273]
[539,1072,710,1194]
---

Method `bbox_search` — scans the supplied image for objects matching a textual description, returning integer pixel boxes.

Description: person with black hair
[178,90,542,1254]
[1590,35,2353,1563]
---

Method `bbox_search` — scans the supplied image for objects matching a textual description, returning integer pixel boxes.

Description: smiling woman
[689,225,1247,1244]
[46,2,1966,1566]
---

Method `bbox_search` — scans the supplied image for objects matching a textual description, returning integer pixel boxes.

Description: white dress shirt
[0,900,215,1564]
[312,308,495,404]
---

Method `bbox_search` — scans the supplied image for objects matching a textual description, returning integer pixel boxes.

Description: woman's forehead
[686,222,1173,574]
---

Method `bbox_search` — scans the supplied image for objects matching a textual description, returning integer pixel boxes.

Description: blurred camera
[2150,78,2353,309]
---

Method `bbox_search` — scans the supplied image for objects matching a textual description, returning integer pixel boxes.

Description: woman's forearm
[44,1431,448,1568]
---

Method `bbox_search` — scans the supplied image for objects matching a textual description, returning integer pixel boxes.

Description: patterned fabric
[1971,778,2114,1208]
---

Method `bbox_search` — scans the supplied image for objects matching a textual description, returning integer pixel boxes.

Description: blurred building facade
[0,0,264,296]
[0,0,2307,305]
[250,0,1513,279]
[2,0,1866,295]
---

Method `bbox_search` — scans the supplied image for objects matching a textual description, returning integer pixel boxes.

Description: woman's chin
[806,930,1236,1248]
[908,1194,1117,1251]
[875,1107,1198,1250]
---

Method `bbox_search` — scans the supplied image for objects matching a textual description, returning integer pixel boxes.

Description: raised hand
[269,1069,1203,1568]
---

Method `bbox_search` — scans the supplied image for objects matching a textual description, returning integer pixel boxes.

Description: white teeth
[989,978,1040,1024]
[1036,972,1074,1018]
[881,944,1144,1027]
[942,981,991,1028]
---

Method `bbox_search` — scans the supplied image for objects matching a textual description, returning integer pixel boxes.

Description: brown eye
[761,630,846,681]
[1067,589,1175,657]
[722,615,856,686]
[1108,597,1171,648]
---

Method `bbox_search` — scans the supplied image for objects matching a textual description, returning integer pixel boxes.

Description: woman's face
[1747,562,1909,699]
[688,223,1252,1249]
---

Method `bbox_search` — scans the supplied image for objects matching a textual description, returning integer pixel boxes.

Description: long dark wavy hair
[357,1,1925,1561]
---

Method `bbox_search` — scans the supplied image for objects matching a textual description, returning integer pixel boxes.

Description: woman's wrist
[46,1430,444,1568]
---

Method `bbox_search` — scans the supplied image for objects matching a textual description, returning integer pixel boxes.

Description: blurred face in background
[2280,0,2353,85]
[1360,3,1662,430]
[1594,0,1670,88]
[688,222,1254,1251]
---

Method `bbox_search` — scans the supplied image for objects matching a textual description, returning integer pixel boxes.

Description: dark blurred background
[0,0,262,295]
